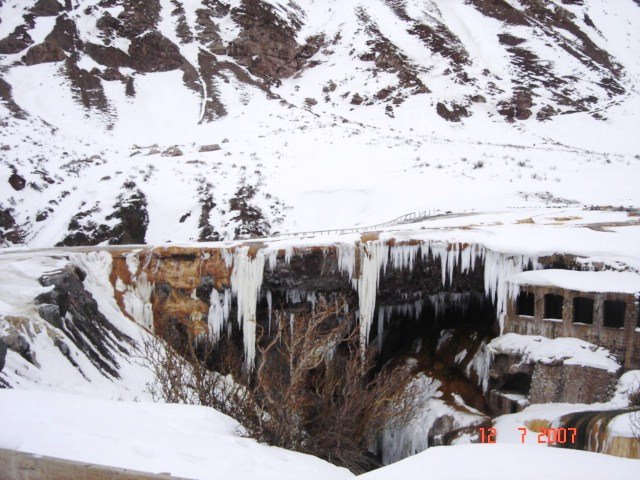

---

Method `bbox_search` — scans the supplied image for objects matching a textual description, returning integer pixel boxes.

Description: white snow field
[0,389,353,480]
[359,443,640,480]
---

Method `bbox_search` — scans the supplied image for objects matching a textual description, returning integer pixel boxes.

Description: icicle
[284,246,294,264]
[466,340,492,392]
[483,250,539,333]
[337,243,356,284]
[357,241,389,353]
[389,244,420,272]
[266,290,272,336]
[208,289,225,342]
[230,247,266,369]
[267,250,278,271]
[307,291,317,312]
[222,248,234,268]
[286,289,303,304]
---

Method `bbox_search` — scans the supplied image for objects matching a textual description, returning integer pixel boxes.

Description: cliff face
[109,237,622,376]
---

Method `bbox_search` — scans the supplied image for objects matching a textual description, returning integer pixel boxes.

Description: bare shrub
[135,328,242,414]
[630,378,640,441]
[138,302,419,473]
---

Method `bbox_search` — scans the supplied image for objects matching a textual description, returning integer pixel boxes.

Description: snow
[0,389,352,480]
[360,443,640,480]
[509,269,640,294]
[488,333,621,373]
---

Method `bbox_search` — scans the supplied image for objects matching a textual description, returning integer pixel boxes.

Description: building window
[544,294,564,320]
[603,300,626,329]
[516,291,535,316]
[573,297,594,325]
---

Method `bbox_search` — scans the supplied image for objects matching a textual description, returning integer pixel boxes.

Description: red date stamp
[479,427,577,444]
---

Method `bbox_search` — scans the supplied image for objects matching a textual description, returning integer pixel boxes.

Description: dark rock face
[8,172,26,191]
[497,90,533,121]
[229,184,270,239]
[38,303,63,329]
[36,265,134,378]
[0,338,7,372]
[0,206,24,245]
[436,102,471,122]
[30,0,63,17]
[198,185,222,242]
[1,330,33,364]
[227,0,303,84]
[118,0,161,38]
[0,77,27,119]
[129,32,184,72]
[22,16,80,65]
[57,180,149,246]
[0,23,34,55]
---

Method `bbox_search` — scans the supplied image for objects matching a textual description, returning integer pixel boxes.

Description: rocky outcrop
[22,16,80,65]
[36,264,134,378]
[227,0,303,84]
[0,207,23,245]
[129,32,183,73]
[436,102,471,122]
[57,181,149,246]
[228,183,271,239]
[30,0,63,17]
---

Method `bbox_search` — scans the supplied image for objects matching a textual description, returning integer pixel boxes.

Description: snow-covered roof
[508,270,640,295]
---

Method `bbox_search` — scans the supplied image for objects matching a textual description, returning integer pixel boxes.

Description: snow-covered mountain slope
[1,0,639,247]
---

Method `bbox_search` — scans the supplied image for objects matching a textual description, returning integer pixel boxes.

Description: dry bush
[135,328,242,414]
[630,378,640,441]
[228,302,419,473]
[138,301,419,473]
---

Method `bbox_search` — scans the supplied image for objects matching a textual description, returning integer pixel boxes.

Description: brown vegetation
[138,301,419,473]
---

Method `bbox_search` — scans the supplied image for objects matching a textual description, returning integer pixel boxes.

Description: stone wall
[505,285,640,369]
[529,363,618,404]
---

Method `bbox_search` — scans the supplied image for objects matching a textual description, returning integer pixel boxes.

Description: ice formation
[208,289,231,343]
[229,247,266,368]
[356,241,389,354]
[334,240,538,353]
[378,372,485,464]
[202,240,538,368]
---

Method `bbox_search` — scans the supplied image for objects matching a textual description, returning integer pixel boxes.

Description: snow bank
[0,389,352,480]
[488,333,621,373]
[359,443,640,480]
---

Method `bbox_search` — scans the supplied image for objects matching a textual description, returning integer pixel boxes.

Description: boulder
[351,93,364,105]
[162,146,183,157]
[198,144,221,153]
[9,173,26,191]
